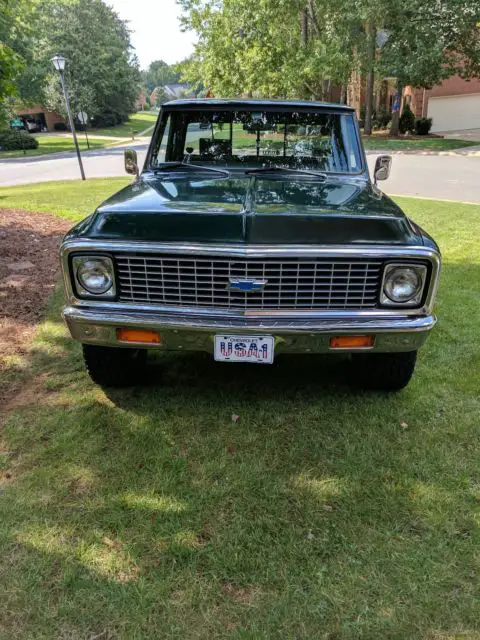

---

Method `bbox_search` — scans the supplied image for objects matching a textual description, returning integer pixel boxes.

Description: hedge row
[0,129,39,151]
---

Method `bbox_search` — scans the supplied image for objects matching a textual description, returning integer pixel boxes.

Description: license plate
[214,335,274,364]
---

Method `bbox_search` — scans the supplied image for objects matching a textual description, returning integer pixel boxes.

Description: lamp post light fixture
[51,54,85,180]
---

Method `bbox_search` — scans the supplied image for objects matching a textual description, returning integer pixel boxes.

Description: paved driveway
[1,144,479,203]
[367,154,480,202]
[441,128,480,142]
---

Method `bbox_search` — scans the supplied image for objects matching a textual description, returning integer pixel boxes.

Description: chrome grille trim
[61,241,441,319]
[114,254,383,310]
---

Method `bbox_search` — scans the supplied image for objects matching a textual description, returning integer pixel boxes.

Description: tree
[178,0,480,135]
[177,0,377,100]
[141,60,181,93]
[13,0,140,122]
[150,87,168,107]
[378,0,480,134]
[0,0,36,127]
[175,56,205,95]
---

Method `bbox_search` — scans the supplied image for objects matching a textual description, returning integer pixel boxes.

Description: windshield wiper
[150,162,229,176]
[245,166,327,179]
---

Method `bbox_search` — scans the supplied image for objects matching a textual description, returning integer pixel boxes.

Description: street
[1,144,479,203]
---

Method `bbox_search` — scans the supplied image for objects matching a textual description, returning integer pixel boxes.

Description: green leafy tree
[0,0,36,126]
[178,0,480,135]
[177,0,377,100]
[150,87,169,107]
[378,0,480,134]
[141,60,181,93]
[14,0,140,122]
[173,56,204,94]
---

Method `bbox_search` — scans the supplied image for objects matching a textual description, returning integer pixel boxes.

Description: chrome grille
[115,254,383,310]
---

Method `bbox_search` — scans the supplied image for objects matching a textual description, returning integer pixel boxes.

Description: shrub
[54,122,68,131]
[399,104,415,134]
[114,111,129,125]
[91,113,117,128]
[0,129,39,151]
[372,109,391,130]
[415,117,433,135]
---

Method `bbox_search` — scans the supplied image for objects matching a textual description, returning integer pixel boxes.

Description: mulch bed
[0,208,72,411]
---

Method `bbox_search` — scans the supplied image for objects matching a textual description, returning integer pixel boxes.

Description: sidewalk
[0,139,148,165]
[30,123,155,148]
[365,145,480,157]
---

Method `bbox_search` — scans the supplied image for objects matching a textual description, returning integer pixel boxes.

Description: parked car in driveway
[9,118,26,131]
[60,99,441,390]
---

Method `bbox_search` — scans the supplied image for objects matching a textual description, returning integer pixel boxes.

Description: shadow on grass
[0,262,479,638]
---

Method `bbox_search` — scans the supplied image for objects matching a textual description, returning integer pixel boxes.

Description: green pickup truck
[60,99,441,390]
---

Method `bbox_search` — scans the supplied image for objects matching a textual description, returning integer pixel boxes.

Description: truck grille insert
[115,254,383,310]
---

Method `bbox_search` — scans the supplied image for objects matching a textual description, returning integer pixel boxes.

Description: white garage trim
[427,93,480,133]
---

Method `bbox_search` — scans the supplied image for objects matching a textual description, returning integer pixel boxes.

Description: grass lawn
[1,181,480,638]
[362,136,478,152]
[90,111,157,138]
[0,135,111,159]
[0,178,130,220]
[0,112,157,159]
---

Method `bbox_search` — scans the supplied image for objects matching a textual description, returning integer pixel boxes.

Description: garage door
[427,94,480,132]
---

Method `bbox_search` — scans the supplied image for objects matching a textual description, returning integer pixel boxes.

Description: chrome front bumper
[62,306,436,354]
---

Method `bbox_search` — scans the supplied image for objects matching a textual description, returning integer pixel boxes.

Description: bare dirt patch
[220,580,259,604]
[0,208,72,411]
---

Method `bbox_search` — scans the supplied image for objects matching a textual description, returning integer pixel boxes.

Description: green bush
[0,129,39,151]
[372,109,391,130]
[115,111,129,124]
[90,110,129,128]
[414,117,433,135]
[91,112,117,128]
[399,104,415,134]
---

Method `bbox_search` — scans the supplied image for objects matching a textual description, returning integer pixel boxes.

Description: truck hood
[77,174,422,245]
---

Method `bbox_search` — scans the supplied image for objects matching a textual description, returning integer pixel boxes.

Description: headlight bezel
[71,254,116,299]
[380,262,428,307]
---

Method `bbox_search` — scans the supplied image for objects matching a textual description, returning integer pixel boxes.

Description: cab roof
[162,98,354,112]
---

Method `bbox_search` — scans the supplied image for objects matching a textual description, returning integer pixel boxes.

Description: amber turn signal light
[116,328,161,344]
[329,335,374,349]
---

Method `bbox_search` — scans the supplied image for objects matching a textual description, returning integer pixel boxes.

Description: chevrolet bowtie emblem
[228,278,268,292]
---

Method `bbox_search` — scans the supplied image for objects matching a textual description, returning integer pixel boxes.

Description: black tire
[82,344,147,388]
[351,350,417,391]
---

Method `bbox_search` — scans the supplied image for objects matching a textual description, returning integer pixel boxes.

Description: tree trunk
[375,80,381,113]
[300,8,308,45]
[363,21,376,136]
[389,81,404,136]
[347,49,361,117]
[323,79,332,102]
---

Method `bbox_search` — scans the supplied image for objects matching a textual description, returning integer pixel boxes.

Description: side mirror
[124,148,139,177]
[374,154,392,184]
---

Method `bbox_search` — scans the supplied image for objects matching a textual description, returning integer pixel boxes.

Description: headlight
[72,256,115,298]
[381,263,427,306]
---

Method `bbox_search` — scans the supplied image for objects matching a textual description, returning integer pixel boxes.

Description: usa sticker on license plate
[214,335,274,364]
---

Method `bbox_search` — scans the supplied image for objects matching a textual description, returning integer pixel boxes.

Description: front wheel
[351,351,417,391]
[82,344,147,388]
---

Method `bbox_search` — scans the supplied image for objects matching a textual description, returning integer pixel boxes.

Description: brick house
[404,75,480,132]
[15,104,66,132]
[135,91,148,111]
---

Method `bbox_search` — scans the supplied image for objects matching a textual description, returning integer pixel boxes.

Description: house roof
[164,84,190,98]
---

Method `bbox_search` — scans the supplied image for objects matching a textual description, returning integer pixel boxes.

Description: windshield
[149,109,362,174]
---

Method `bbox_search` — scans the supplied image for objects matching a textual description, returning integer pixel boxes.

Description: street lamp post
[51,54,85,180]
